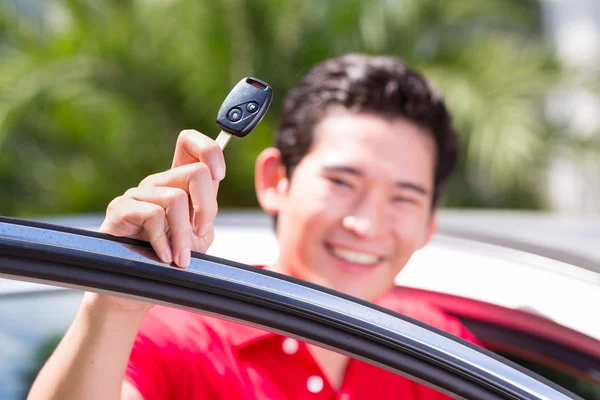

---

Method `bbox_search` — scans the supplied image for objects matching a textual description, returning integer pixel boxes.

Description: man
[28,54,479,400]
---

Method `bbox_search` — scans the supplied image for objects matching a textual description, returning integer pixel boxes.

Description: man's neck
[306,344,349,391]
[265,263,351,391]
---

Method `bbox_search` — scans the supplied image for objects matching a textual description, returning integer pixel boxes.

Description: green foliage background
[0,0,592,216]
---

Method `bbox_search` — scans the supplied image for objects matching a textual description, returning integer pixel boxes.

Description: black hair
[275,53,459,208]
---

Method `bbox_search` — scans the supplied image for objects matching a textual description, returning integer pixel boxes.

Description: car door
[397,287,600,400]
[0,217,582,400]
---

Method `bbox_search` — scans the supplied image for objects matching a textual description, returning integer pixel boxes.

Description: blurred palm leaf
[0,0,573,215]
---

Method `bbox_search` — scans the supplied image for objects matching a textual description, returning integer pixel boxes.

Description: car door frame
[0,217,581,400]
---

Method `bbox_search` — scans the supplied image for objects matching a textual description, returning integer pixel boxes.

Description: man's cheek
[395,226,423,251]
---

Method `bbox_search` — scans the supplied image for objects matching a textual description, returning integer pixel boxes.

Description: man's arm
[122,382,144,400]
[28,293,147,400]
[26,130,225,400]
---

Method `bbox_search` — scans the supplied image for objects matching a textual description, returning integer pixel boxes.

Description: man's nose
[342,193,386,239]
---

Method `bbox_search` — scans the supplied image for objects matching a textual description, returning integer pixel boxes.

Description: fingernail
[162,246,173,264]
[178,248,191,268]
[211,157,225,181]
[196,223,212,238]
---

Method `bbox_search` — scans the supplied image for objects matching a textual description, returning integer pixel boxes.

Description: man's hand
[95,129,225,311]
[27,130,226,400]
[101,129,224,266]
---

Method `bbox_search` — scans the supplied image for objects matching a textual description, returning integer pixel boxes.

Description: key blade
[216,131,233,150]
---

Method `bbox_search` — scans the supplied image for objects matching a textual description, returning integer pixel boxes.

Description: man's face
[273,111,437,302]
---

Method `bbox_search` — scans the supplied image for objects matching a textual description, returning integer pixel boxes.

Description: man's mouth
[327,245,382,266]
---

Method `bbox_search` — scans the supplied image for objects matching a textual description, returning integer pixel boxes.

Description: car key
[215,77,273,149]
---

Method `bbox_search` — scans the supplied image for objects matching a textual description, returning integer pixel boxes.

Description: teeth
[331,247,379,265]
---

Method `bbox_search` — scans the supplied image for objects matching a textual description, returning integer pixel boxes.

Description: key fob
[216,77,273,138]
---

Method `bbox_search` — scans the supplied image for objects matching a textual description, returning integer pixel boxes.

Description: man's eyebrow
[321,165,429,195]
[322,165,363,176]
[396,182,428,195]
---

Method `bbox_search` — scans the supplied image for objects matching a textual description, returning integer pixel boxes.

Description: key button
[227,108,242,122]
[246,102,259,113]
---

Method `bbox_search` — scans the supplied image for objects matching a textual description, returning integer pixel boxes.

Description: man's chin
[277,261,386,301]
[331,277,395,303]
[315,277,380,302]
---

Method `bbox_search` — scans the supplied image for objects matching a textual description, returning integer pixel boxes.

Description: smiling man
[267,111,437,302]
[29,54,480,400]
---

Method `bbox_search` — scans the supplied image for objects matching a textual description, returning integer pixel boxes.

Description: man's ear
[419,212,438,249]
[255,147,289,215]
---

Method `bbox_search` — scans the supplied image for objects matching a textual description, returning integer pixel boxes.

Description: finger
[172,129,226,181]
[139,163,218,237]
[191,221,215,254]
[100,196,173,264]
[125,187,193,268]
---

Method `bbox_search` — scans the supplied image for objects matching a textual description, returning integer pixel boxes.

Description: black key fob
[216,77,273,138]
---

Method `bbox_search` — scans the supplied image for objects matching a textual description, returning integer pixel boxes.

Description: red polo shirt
[124,286,482,400]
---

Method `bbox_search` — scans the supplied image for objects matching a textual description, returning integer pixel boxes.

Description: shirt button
[282,337,299,355]
[307,375,324,393]
[339,390,353,400]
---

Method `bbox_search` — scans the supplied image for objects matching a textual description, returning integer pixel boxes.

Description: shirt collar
[226,319,279,349]
[224,266,401,350]
[223,264,279,349]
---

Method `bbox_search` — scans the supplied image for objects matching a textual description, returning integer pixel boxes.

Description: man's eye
[392,196,417,204]
[329,177,353,188]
